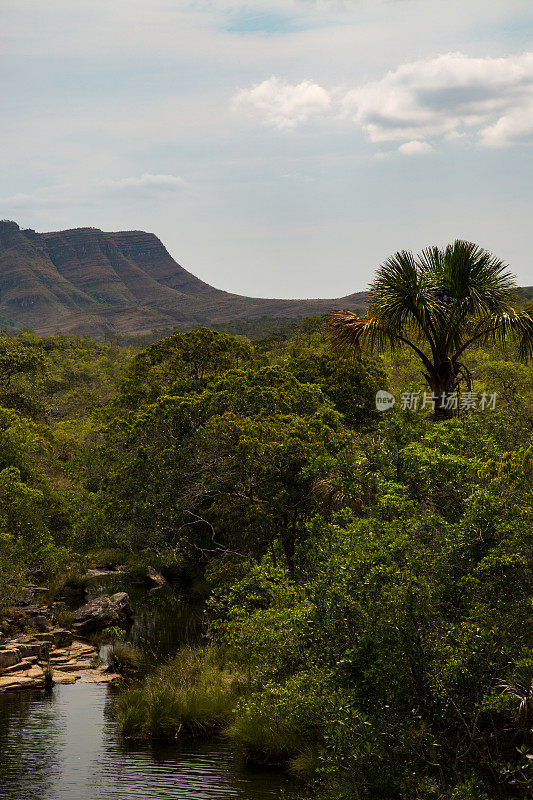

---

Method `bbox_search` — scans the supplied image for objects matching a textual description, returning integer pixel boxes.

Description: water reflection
[85,577,206,659]
[0,689,63,799]
[0,684,297,800]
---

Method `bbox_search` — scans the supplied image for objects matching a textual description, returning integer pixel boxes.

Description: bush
[107,642,141,677]
[227,671,333,772]
[115,647,241,739]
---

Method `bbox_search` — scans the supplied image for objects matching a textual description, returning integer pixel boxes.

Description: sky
[1,0,532,298]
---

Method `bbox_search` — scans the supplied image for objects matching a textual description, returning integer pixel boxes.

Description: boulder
[145,566,167,589]
[0,648,21,670]
[72,592,133,633]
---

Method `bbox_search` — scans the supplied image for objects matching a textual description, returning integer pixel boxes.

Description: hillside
[0,220,368,336]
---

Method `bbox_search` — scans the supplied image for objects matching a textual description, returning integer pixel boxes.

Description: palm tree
[327,240,533,421]
[499,662,533,746]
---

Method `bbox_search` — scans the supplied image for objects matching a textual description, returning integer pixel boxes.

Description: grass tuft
[107,642,142,677]
[115,647,241,740]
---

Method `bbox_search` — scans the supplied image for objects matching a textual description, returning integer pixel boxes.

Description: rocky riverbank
[0,630,119,692]
[0,587,134,692]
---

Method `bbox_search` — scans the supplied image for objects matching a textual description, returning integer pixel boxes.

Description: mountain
[0,220,368,336]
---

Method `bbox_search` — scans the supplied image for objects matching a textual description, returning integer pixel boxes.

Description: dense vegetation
[2,246,533,799]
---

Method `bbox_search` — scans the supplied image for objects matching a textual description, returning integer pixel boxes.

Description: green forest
[3,242,533,799]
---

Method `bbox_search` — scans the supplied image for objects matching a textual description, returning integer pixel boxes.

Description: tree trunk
[427,360,457,422]
[280,531,295,576]
[279,513,296,576]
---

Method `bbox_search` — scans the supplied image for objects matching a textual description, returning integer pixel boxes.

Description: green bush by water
[107,642,142,677]
[116,647,241,739]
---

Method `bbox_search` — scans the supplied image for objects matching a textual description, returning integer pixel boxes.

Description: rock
[53,629,74,648]
[72,592,133,634]
[52,659,91,672]
[33,628,73,648]
[13,637,51,660]
[49,647,69,658]
[20,604,51,619]
[2,657,37,674]
[79,671,120,684]
[86,568,125,577]
[18,585,49,606]
[145,566,167,589]
[0,665,45,692]
[52,671,78,685]
[10,604,52,633]
[0,648,21,669]
[0,631,104,689]
[70,642,94,655]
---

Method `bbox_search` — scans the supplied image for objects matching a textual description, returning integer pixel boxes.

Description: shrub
[227,671,334,772]
[115,647,241,739]
[107,642,141,677]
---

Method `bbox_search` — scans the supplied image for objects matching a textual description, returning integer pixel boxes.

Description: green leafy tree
[0,406,69,607]
[117,327,253,409]
[0,331,46,417]
[288,350,385,428]
[88,365,349,569]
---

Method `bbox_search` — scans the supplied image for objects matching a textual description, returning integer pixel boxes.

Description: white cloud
[342,51,533,148]
[398,139,433,155]
[100,173,188,191]
[235,52,533,149]
[0,174,188,211]
[232,76,331,129]
[480,104,533,147]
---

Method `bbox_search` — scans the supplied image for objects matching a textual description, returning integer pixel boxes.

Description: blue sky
[1,0,532,297]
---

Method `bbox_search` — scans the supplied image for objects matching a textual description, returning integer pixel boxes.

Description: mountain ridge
[0,220,368,336]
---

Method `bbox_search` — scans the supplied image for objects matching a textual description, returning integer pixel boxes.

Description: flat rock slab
[33,629,73,648]
[53,660,92,672]
[2,657,37,674]
[0,675,46,691]
[52,671,78,685]
[0,625,120,691]
[79,670,120,684]
[85,569,125,577]
[0,665,45,692]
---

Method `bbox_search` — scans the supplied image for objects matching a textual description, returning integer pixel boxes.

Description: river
[0,578,300,800]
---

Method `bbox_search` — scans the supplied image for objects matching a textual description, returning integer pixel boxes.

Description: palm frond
[326,310,434,372]
[326,311,399,355]
[368,250,441,338]
[431,240,516,315]
[457,307,533,360]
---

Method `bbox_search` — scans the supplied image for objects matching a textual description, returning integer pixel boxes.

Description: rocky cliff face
[0,221,368,335]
